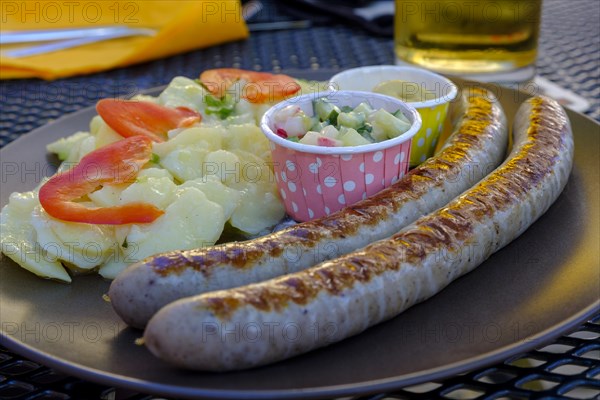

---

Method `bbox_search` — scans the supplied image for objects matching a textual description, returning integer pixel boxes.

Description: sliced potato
[158,76,207,111]
[228,149,276,190]
[222,123,271,161]
[119,176,176,209]
[98,248,130,280]
[76,135,97,160]
[137,167,174,181]
[0,192,70,282]
[230,184,285,235]
[88,184,127,207]
[94,117,123,148]
[46,131,90,161]
[31,205,116,271]
[153,126,223,158]
[181,176,241,219]
[160,145,211,182]
[123,187,225,262]
[204,149,241,184]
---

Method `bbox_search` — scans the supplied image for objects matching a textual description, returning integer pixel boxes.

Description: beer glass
[395,0,542,82]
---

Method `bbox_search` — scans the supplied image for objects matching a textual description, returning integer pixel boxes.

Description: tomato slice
[39,136,164,225]
[96,99,201,142]
[199,68,301,103]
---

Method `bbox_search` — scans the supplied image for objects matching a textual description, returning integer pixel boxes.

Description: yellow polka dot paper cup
[329,66,457,167]
[260,91,421,222]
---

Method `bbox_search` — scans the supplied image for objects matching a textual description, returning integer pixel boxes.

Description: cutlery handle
[2,28,156,58]
[0,26,145,44]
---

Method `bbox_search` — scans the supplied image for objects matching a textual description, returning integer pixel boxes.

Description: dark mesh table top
[1,0,599,399]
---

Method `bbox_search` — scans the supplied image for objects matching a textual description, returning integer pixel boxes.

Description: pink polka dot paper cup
[260,91,421,222]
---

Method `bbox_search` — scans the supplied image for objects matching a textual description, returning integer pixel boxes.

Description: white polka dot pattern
[409,102,450,167]
[339,151,366,207]
[324,176,337,188]
[343,181,356,191]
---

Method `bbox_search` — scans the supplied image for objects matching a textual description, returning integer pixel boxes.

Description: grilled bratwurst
[143,96,573,370]
[110,87,508,328]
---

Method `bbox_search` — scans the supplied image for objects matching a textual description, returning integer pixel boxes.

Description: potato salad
[0,69,313,282]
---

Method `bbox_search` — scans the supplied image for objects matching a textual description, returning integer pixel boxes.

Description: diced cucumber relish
[273,98,411,147]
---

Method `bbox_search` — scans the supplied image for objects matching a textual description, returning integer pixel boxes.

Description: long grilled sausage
[109,88,508,329]
[143,96,573,371]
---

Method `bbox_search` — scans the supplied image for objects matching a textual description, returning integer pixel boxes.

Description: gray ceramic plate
[1,76,599,400]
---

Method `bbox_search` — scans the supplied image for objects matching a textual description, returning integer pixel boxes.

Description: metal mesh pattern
[536,0,600,120]
[0,0,598,398]
[370,316,600,400]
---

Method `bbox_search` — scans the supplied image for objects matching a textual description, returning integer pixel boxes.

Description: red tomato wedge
[39,136,164,225]
[199,68,301,103]
[96,99,201,142]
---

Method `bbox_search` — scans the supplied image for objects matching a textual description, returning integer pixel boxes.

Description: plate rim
[1,301,599,399]
[1,76,599,399]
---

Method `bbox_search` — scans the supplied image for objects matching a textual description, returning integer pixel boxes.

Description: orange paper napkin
[1,0,249,80]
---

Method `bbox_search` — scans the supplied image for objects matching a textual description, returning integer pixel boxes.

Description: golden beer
[395,0,542,79]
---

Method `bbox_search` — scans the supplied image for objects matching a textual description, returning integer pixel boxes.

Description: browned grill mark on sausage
[151,90,504,278]
[201,97,569,319]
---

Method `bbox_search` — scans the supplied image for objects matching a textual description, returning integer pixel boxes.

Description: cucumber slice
[310,120,329,132]
[313,98,340,121]
[353,102,373,117]
[340,128,372,147]
[327,109,339,125]
[321,125,340,139]
[338,111,365,129]
[299,131,321,146]
[392,109,411,124]
[368,109,412,139]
